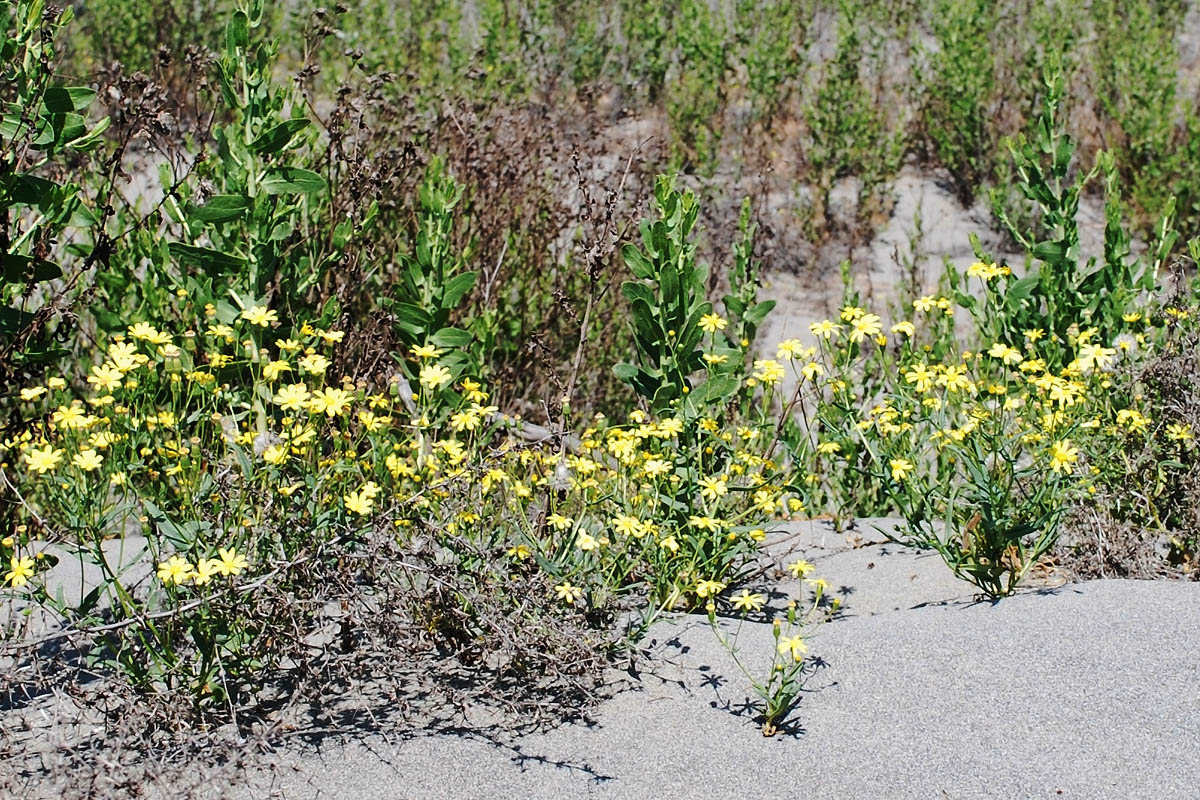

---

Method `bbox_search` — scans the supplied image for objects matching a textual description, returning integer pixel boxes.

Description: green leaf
[743,300,776,326]
[260,166,327,195]
[613,362,639,382]
[1,254,61,283]
[189,194,250,223]
[227,9,250,50]
[42,86,96,113]
[1006,273,1039,303]
[167,242,247,276]
[622,244,655,279]
[441,271,477,309]
[249,119,311,155]
[392,302,432,336]
[429,326,473,348]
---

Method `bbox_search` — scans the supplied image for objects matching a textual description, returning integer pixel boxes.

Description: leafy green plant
[914,0,997,204]
[1,0,110,374]
[985,62,1177,363]
[803,9,903,238]
[614,176,739,413]
[383,157,480,390]
[707,581,831,736]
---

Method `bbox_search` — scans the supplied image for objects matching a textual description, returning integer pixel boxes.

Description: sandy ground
[211,519,1200,800]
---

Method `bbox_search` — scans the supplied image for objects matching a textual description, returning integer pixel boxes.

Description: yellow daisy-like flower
[191,558,220,586]
[411,343,444,359]
[262,360,292,381]
[776,339,804,359]
[699,313,728,333]
[695,578,727,598]
[156,555,193,585]
[298,353,331,375]
[23,445,63,474]
[309,387,353,417]
[1049,440,1079,474]
[418,364,453,391]
[214,547,248,576]
[777,634,807,662]
[786,559,814,578]
[548,513,574,531]
[19,386,47,401]
[241,306,279,327]
[72,449,104,472]
[87,363,124,392]
[1165,423,1194,442]
[753,359,785,385]
[848,313,883,343]
[889,458,914,481]
[272,383,311,411]
[809,319,842,339]
[5,555,36,588]
[731,589,765,612]
[890,320,916,337]
[554,581,583,605]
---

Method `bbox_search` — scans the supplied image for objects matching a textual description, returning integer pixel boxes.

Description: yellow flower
[786,559,814,578]
[1116,408,1150,433]
[548,513,574,531]
[577,532,598,551]
[272,383,311,411]
[128,322,170,344]
[688,515,721,532]
[241,306,278,327]
[806,577,831,593]
[840,305,865,322]
[192,558,220,586]
[262,444,288,465]
[699,313,728,333]
[703,352,729,366]
[554,581,583,605]
[298,353,331,375]
[809,319,842,339]
[777,634,807,662]
[904,363,935,392]
[699,476,728,501]
[87,363,124,392]
[801,361,824,382]
[411,343,444,359]
[262,360,292,381]
[987,342,1023,365]
[19,386,47,401]
[418,364,453,391]
[450,409,482,432]
[937,364,973,393]
[506,544,532,559]
[1165,423,1193,442]
[848,313,883,343]
[309,387,353,417]
[318,329,345,344]
[913,295,937,313]
[753,359,785,385]
[731,589,765,612]
[890,320,915,337]
[214,547,248,576]
[1049,440,1079,474]
[47,376,66,390]
[156,555,193,585]
[72,449,104,472]
[5,555,36,588]
[695,578,726,598]
[889,458,914,481]
[642,458,671,477]
[1023,328,1045,342]
[611,515,644,537]
[23,445,63,474]
[776,339,804,359]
